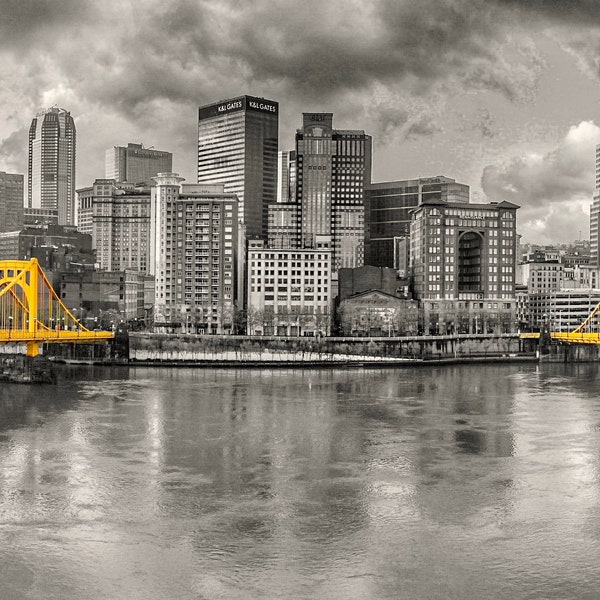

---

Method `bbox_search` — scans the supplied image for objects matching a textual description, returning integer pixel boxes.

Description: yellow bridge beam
[0,258,115,357]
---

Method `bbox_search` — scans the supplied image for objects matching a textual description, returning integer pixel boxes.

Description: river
[1,363,600,599]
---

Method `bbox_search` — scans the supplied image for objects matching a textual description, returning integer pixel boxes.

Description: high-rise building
[28,106,76,226]
[268,113,372,273]
[0,172,24,233]
[410,198,519,334]
[197,95,278,240]
[77,179,152,274]
[590,144,600,265]
[297,113,371,270]
[151,174,239,334]
[105,143,172,184]
[365,176,470,268]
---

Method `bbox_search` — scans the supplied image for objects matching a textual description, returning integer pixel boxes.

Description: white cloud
[481,121,600,243]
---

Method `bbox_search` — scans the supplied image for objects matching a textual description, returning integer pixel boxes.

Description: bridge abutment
[0,354,55,383]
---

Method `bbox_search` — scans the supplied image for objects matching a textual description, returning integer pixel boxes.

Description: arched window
[458,232,484,292]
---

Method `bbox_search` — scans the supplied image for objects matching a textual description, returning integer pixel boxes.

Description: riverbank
[52,353,538,368]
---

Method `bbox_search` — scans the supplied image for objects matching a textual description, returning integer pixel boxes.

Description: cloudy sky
[2,0,600,244]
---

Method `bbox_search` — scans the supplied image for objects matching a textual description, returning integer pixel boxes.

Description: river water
[1,363,600,599]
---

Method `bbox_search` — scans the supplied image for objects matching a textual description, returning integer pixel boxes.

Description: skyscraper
[268,113,372,271]
[28,106,76,226]
[0,172,24,233]
[590,144,600,265]
[105,143,172,184]
[198,95,278,239]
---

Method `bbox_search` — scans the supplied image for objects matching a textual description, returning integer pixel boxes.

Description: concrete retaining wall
[128,333,526,363]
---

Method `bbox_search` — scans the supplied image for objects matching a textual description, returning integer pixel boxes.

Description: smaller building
[338,265,410,302]
[247,236,332,336]
[105,143,172,184]
[0,172,24,233]
[529,289,600,332]
[0,224,92,262]
[57,269,152,322]
[337,290,419,336]
[24,207,58,226]
[77,179,151,274]
[520,261,564,294]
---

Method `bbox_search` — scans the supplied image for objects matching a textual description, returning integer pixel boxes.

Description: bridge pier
[26,341,40,357]
[0,354,55,383]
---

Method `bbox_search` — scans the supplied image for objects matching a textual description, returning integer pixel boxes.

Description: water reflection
[0,364,600,598]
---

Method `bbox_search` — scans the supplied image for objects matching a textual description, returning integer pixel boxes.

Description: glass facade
[0,172,24,233]
[365,177,470,268]
[28,107,76,226]
[198,96,278,240]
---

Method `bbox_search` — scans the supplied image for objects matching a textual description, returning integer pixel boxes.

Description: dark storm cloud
[0,0,92,49]
[25,0,545,116]
[497,0,600,22]
[2,0,600,189]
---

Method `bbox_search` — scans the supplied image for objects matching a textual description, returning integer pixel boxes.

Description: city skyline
[2,1,600,244]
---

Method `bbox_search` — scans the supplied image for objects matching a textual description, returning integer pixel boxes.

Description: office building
[23,207,58,226]
[591,144,600,265]
[0,172,24,233]
[105,143,172,183]
[267,203,300,249]
[77,179,151,274]
[247,236,332,336]
[268,113,372,273]
[529,289,600,332]
[151,174,239,334]
[277,150,296,203]
[58,269,151,321]
[198,95,278,239]
[365,176,470,268]
[28,106,76,226]
[520,261,564,294]
[297,113,371,270]
[0,224,92,263]
[410,198,519,334]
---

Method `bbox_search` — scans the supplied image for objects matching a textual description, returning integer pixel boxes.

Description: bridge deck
[0,330,115,344]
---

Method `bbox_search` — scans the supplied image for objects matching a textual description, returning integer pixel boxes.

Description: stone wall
[128,333,526,363]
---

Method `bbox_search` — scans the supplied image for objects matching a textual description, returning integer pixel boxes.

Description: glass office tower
[198,95,278,240]
[28,106,76,226]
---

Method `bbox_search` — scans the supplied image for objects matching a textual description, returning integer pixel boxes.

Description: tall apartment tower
[151,174,239,334]
[0,172,24,233]
[197,95,278,239]
[105,143,172,184]
[28,106,76,226]
[590,144,600,265]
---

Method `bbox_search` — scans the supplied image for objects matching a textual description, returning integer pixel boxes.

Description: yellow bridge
[0,259,114,356]
[520,303,600,344]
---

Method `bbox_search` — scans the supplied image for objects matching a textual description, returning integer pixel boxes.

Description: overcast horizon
[3,0,600,245]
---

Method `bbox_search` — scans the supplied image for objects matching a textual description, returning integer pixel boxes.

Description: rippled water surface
[1,363,600,599]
